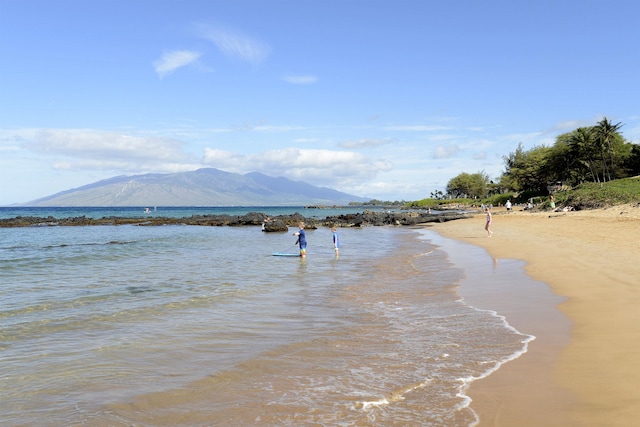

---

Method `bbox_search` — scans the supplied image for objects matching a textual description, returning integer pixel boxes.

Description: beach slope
[431,204,640,427]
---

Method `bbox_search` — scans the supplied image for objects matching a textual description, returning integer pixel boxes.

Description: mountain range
[23,168,368,206]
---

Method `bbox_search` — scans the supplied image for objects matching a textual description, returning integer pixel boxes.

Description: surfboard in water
[272,252,300,257]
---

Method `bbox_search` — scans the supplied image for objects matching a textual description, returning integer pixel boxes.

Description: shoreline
[430,203,640,426]
[419,229,573,426]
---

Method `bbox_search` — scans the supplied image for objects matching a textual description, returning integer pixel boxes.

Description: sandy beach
[430,203,640,426]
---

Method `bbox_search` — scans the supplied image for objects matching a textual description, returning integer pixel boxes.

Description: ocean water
[0,206,396,220]
[0,208,539,426]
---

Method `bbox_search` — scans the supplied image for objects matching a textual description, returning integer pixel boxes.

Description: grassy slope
[408,176,640,210]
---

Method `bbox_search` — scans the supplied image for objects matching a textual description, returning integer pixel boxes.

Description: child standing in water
[485,206,493,237]
[293,222,307,258]
[331,226,339,257]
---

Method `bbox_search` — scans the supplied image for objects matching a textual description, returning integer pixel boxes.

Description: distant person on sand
[293,222,307,258]
[485,206,493,237]
[550,194,556,210]
[505,200,512,211]
[331,226,339,257]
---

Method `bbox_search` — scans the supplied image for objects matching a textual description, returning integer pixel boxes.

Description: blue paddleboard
[272,252,300,257]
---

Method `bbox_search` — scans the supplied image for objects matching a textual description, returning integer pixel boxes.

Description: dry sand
[430,203,640,427]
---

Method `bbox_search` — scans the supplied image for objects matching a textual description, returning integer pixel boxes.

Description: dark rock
[263,220,288,232]
[0,210,473,229]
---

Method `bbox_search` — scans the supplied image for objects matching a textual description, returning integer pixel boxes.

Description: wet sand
[430,203,640,426]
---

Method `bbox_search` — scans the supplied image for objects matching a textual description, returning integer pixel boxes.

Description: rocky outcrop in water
[319,210,472,227]
[0,210,474,229]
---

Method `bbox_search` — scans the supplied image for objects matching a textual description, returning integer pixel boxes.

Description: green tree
[546,132,577,184]
[624,144,640,176]
[501,143,526,192]
[415,118,636,205]
[568,127,600,183]
[549,122,634,186]
[501,143,552,193]
[446,171,489,198]
[594,117,623,181]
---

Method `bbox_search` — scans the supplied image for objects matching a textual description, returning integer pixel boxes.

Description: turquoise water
[0,209,544,426]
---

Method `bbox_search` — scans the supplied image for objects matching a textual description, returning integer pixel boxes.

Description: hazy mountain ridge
[23,168,367,206]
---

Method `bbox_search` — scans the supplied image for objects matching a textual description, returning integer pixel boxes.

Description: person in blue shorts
[331,225,339,257]
[293,221,307,258]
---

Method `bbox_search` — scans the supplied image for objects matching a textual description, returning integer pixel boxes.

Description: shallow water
[0,216,542,426]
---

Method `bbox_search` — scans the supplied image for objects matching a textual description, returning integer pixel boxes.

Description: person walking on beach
[485,206,493,237]
[293,222,307,258]
[331,226,340,257]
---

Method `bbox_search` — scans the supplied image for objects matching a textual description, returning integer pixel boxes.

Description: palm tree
[594,117,623,181]
[569,127,599,183]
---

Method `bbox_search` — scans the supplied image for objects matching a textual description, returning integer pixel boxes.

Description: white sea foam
[354,397,389,411]
[417,228,543,426]
[353,380,430,412]
[454,329,536,425]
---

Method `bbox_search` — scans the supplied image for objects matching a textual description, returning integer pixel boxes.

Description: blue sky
[1,0,639,205]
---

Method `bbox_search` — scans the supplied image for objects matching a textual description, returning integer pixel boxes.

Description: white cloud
[0,142,20,152]
[194,24,270,65]
[22,129,200,172]
[153,50,202,78]
[362,181,422,199]
[202,148,240,163]
[282,75,318,84]
[203,147,391,187]
[433,144,460,159]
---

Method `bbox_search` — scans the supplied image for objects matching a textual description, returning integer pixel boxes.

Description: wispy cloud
[194,24,270,65]
[294,137,320,144]
[384,125,450,132]
[153,50,202,78]
[252,125,305,132]
[503,132,544,146]
[339,138,393,149]
[548,119,590,133]
[425,134,459,142]
[282,75,318,84]
[433,144,460,159]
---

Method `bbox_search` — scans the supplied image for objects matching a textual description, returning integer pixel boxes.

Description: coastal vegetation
[407,117,640,210]
[408,177,640,211]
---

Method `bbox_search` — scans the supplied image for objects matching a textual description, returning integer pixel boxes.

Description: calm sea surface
[1,207,540,426]
[0,206,395,220]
